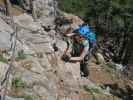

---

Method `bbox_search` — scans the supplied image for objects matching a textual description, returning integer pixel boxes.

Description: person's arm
[64,47,72,57]
[70,46,89,61]
[66,32,76,37]
[63,38,72,54]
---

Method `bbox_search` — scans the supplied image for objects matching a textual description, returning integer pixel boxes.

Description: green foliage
[57,0,88,17]
[12,78,26,89]
[24,96,33,100]
[0,55,8,63]
[58,0,133,33]
[84,85,100,94]
[83,85,101,100]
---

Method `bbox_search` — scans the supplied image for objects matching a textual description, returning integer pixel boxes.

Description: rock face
[0,18,13,49]
[0,62,9,82]
[6,96,24,100]
[34,0,55,17]
[0,18,13,33]
[0,12,87,100]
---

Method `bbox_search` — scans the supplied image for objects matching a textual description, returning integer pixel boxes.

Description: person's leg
[80,61,84,76]
[80,60,89,77]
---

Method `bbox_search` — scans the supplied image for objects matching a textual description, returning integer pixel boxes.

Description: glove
[61,55,70,62]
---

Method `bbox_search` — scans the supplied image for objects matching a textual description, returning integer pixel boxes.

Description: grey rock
[0,18,13,33]
[0,31,11,49]
[0,18,13,49]
[33,85,56,100]
[6,96,24,100]
[96,53,106,64]
[115,64,124,71]
[0,62,9,82]
[34,0,55,17]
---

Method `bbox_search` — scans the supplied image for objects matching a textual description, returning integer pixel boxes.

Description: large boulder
[96,53,106,64]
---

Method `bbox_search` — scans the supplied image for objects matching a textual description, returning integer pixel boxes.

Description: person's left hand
[61,54,70,62]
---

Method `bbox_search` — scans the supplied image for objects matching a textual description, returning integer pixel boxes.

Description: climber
[62,25,96,77]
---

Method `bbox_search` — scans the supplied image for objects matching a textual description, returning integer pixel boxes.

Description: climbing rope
[0,1,18,99]
[0,21,17,100]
